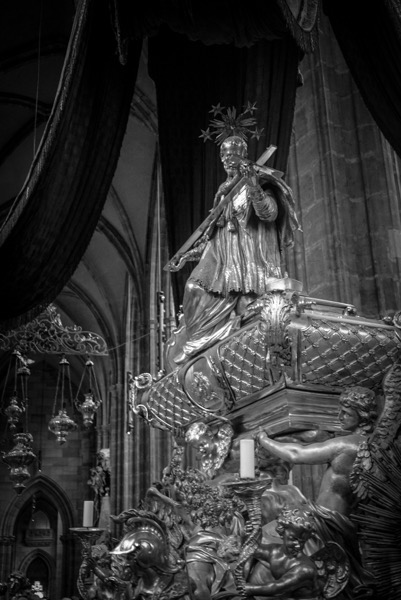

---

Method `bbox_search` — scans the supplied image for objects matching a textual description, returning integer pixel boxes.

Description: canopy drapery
[2,0,401,327]
[0,0,141,329]
[323,0,401,160]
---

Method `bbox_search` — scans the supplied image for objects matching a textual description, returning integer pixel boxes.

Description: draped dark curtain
[324,0,401,159]
[0,0,141,329]
[118,0,319,51]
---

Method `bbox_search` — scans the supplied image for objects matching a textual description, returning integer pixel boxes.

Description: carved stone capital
[0,536,15,546]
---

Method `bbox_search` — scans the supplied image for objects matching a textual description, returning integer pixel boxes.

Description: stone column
[287,10,401,318]
[0,535,15,580]
[60,532,79,598]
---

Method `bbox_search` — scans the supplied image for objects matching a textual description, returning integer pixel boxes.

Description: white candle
[240,439,255,478]
[83,501,94,527]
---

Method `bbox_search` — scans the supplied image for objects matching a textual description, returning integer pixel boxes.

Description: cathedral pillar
[109,382,124,521]
[287,10,401,318]
[0,535,15,580]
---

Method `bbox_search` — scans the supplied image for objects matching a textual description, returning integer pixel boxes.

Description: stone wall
[287,11,401,319]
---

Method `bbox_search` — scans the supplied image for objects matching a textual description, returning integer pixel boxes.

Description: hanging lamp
[1,349,37,493]
[75,357,102,428]
[4,392,25,431]
[48,355,77,444]
[3,349,28,430]
[2,432,36,495]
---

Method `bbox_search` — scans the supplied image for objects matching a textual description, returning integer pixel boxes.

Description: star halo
[199,102,264,145]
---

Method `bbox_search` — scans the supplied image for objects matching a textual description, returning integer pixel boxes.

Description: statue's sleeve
[246,184,278,221]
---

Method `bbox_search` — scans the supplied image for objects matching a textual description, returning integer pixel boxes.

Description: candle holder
[222,477,272,596]
[70,527,105,599]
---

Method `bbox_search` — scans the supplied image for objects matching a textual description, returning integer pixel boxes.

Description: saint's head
[220,136,247,177]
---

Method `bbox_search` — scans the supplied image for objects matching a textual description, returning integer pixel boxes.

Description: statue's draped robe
[178,183,281,359]
[191,184,281,296]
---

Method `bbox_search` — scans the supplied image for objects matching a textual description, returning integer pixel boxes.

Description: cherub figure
[243,507,320,599]
[243,507,349,600]
[184,421,234,479]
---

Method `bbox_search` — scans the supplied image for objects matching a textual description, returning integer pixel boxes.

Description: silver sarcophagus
[130,280,401,437]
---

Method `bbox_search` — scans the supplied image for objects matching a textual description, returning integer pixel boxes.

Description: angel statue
[243,507,349,600]
[256,385,379,599]
[165,103,299,368]
[347,352,401,600]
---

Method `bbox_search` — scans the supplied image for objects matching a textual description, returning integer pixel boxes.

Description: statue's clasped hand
[239,160,258,186]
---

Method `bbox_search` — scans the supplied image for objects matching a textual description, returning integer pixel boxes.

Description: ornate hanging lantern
[48,355,77,444]
[1,349,36,492]
[2,349,30,431]
[2,432,36,494]
[75,392,99,428]
[4,392,25,430]
[48,409,78,444]
[75,358,102,428]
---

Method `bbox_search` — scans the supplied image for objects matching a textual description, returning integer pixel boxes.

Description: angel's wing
[311,541,350,599]
[350,355,401,502]
[351,443,401,599]
[372,357,401,450]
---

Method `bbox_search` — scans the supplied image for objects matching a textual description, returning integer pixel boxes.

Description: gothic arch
[0,474,76,596]
[0,474,74,539]
[19,546,55,570]
[18,548,55,598]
